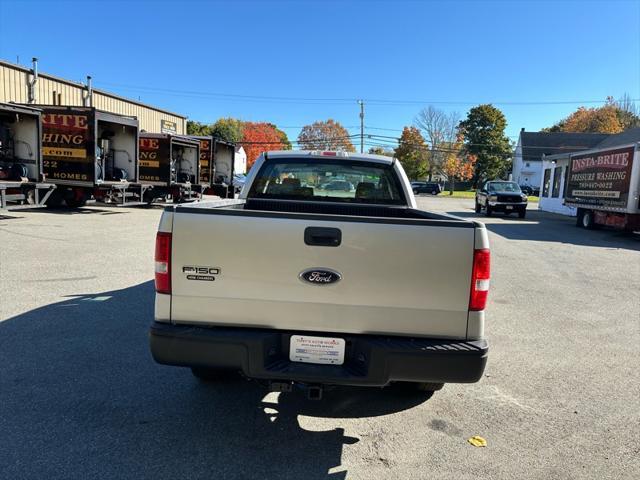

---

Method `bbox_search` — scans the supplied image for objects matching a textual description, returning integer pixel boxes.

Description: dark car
[411,181,442,195]
[519,184,540,196]
[475,181,528,218]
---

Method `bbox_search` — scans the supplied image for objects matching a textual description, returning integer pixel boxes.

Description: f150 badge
[299,268,342,285]
[182,266,220,282]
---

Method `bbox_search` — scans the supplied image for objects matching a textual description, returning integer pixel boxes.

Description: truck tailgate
[170,210,476,339]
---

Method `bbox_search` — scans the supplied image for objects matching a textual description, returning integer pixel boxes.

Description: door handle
[304,227,342,247]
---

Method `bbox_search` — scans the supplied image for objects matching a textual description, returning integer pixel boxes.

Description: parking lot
[0,197,638,479]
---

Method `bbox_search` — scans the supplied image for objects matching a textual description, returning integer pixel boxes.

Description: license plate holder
[506,205,513,210]
[289,335,345,365]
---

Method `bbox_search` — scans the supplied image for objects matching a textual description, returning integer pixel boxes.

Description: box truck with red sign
[31,105,142,207]
[212,138,236,198]
[139,133,200,203]
[0,103,56,210]
[186,136,236,198]
[565,143,640,231]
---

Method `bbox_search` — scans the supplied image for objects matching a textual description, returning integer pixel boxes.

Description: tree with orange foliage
[544,96,640,133]
[440,135,476,195]
[240,122,286,170]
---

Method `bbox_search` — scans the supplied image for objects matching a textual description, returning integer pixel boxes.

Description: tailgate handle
[304,227,342,247]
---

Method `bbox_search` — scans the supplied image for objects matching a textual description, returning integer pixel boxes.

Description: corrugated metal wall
[0,62,186,134]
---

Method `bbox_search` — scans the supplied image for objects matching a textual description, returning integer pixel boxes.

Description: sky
[1,0,639,148]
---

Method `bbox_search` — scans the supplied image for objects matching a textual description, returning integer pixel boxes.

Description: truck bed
[165,199,480,340]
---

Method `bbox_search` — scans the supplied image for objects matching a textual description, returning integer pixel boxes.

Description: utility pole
[358,100,364,153]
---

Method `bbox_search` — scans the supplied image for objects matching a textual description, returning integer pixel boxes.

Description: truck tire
[431,190,437,195]
[65,196,87,208]
[475,201,481,213]
[580,210,595,229]
[518,209,526,219]
[485,205,492,217]
[191,367,238,382]
[45,190,64,208]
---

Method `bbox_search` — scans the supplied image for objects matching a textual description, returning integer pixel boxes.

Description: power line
[94,80,638,107]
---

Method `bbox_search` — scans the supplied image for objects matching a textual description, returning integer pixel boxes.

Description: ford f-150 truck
[150,151,490,398]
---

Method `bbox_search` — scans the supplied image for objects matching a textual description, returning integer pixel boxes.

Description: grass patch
[433,191,539,203]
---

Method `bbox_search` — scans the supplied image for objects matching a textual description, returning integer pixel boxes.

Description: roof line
[0,59,187,119]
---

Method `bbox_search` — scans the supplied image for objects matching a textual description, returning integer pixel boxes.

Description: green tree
[269,124,292,150]
[186,120,212,136]
[458,104,512,183]
[394,126,429,180]
[211,117,244,143]
[297,119,355,152]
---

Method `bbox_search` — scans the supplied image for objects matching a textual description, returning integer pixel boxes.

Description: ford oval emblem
[299,268,342,285]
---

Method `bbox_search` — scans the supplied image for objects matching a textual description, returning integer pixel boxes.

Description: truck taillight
[469,249,490,311]
[155,232,172,294]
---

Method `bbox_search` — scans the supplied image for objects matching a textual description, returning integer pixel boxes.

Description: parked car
[475,180,528,218]
[150,150,490,399]
[519,184,539,196]
[411,181,442,195]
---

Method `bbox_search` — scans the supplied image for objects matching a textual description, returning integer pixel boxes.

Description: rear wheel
[65,196,87,208]
[580,209,595,229]
[45,189,64,208]
[430,190,437,195]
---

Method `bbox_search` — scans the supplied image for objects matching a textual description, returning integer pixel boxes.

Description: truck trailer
[31,105,142,207]
[139,133,200,203]
[211,139,235,198]
[0,103,55,210]
[187,136,236,198]
[189,136,213,192]
[565,143,640,232]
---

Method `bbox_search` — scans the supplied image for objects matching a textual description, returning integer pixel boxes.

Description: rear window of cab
[247,158,407,205]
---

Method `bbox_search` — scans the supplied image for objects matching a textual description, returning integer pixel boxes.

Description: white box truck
[565,143,640,231]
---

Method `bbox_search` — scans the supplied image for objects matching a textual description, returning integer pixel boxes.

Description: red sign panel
[566,146,635,209]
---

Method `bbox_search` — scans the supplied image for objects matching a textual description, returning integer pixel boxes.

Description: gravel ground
[0,198,638,479]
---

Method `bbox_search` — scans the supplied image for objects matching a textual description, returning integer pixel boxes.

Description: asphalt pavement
[0,198,638,479]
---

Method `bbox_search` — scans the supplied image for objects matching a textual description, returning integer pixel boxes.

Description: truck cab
[475,180,528,218]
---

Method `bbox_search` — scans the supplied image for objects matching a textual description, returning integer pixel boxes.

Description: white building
[512,129,608,190]
[234,145,247,174]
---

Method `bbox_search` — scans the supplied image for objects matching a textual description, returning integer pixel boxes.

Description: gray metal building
[0,59,186,134]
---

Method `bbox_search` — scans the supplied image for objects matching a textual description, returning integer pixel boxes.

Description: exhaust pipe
[86,75,93,107]
[28,57,38,104]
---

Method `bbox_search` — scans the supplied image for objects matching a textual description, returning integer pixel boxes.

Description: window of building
[542,168,552,197]
[551,166,562,198]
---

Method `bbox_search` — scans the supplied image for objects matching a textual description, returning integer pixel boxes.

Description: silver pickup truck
[150,151,490,398]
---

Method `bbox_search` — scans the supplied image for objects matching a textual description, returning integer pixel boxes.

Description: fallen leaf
[467,435,487,447]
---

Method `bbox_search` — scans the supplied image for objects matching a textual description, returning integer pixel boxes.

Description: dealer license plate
[506,205,513,210]
[289,335,345,365]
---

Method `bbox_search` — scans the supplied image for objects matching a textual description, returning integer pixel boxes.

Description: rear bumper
[488,202,526,212]
[149,322,488,386]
